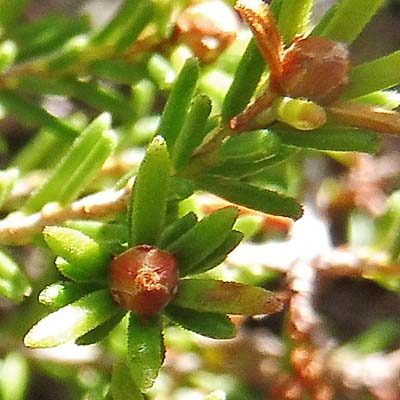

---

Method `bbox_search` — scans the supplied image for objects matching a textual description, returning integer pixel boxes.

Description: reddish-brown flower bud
[110,245,179,317]
[280,37,350,105]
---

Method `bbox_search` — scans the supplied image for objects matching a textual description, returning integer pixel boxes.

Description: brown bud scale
[110,245,179,317]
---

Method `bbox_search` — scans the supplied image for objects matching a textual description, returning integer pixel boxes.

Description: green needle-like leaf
[0,91,78,140]
[115,1,154,53]
[172,279,283,316]
[46,35,88,71]
[0,352,29,400]
[0,40,17,73]
[167,207,239,276]
[16,15,90,61]
[172,95,212,171]
[24,289,120,348]
[129,135,171,246]
[346,320,400,355]
[63,220,128,249]
[221,38,265,123]
[58,79,135,122]
[278,0,313,44]
[155,58,199,149]
[56,130,116,204]
[219,130,280,162]
[43,226,110,282]
[310,3,338,37]
[168,176,196,202]
[92,0,153,50]
[342,50,400,100]
[147,53,176,90]
[127,312,164,391]
[11,128,63,172]
[210,146,297,178]
[271,124,380,154]
[166,305,236,339]
[23,112,111,213]
[0,249,31,303]
[187,230,243,276]
[39,281,100,309]
[76,310,125,345]
[270,0,283,17]
[130,79,157,121]
[317,0,385,44]
[89,59,145,84]
[21,76,135,122]
[111,361,144,400]
[375,192,400,262]
[355,91,400,110]
[158,212,198,249]
[194,175,303,219]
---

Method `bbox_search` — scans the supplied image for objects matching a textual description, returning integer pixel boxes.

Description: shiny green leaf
[43,226,110,282]
[343,50,400,99]
[0,90,78,140]
[219,130,280,162]
[172,95,212,171]
[271,124,380,153]
[127,312,164,391]
[155,58,199,149]
[129,135,171,246]
[39,281,100,309]
[0,352,29,400]
[166,305,236,339]
[354,90,400,110]
[111,361,144,400]
[147,53,176,90]
[167,207,239,275]
[56,130,116,204]
[63,220,128,252]
[210,146,297,178]
[221,39,265,123]
[115,1,154,53]
[92,0,153,51]
[89,59,145,84]
[278,0,313,43]
[187,230,243,276]
[0,40,17,73]
[16,15,89,61]
[317,0,385,43]
[158,212,198,249]
[343,320,400,355]
[76,310,125,345]
[0,249,31,303]
[24,289,120,348]
[194,175,303,219]
[172,279,283,315]
[23,113,111,212]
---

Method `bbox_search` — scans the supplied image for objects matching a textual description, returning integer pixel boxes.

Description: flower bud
[110,245,179,317]
[280,37,350,105]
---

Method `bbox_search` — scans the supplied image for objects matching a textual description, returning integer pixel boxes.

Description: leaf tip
[97,112,112,127]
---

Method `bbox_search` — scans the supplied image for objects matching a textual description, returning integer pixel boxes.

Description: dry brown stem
[0,181,133,245]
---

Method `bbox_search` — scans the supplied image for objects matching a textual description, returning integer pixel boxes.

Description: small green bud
[274,96,327,130]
